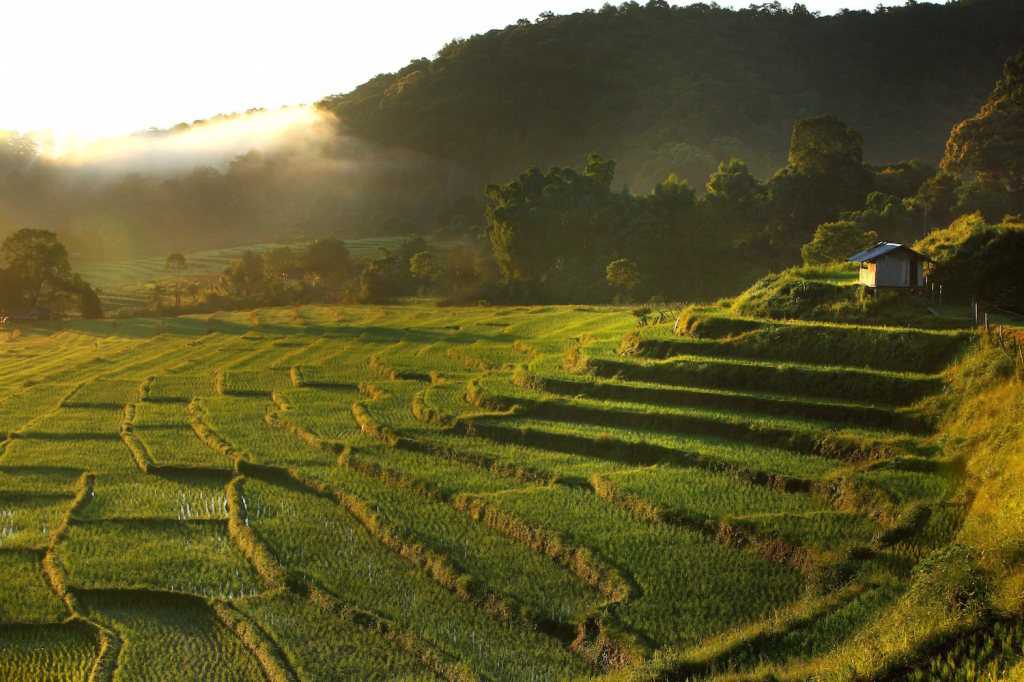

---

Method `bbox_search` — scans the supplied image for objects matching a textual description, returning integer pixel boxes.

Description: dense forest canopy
[321,0,1024,191]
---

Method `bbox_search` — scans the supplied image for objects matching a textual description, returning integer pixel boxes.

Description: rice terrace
[4,0,1024,679]
[0,288,1021,680]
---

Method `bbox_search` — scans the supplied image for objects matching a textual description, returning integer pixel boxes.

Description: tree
[801,220,879,265]
[301,238,354,288]
[359,252,402,303]
[787,115,865,175]
[165,253,187,271]
[263,247,300,280]
[0,229,72,310]
[487,157,619,295]
[584,153,616,191]
[705,159,761,207]
[916,213,1024,308]
[0,266,19,312]
[913,172,961,230]
[223,251,266,298]
[444,245,489,297]
[409,251,439,294]
[766,116,873,260]
[69,275,103,319]
[606,258,640,299]
[943,49,1024,192]
[148,283,166,310]
[165,253,188,307]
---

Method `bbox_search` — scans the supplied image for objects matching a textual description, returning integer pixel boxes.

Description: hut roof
[847,242,933,264]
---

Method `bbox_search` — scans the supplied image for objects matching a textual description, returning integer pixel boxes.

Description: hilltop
[321,0,1024,191]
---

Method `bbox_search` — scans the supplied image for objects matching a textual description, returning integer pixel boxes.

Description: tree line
[0,229,102,319]
[322,0,1024,195]
[194,46,1023,312]
[481,46,1024,304]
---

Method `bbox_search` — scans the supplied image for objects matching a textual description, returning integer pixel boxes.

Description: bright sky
[3,0,905,139]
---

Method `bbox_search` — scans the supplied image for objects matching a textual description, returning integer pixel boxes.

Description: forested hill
[320,0,1024,191]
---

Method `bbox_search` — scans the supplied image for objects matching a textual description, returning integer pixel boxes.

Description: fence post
[984,312,990,336]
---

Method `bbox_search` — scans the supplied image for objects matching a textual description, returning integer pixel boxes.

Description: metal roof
[847,242,933,263]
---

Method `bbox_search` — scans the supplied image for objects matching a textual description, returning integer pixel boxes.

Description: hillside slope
[321,0,1024,191]
[3,297,1019,679]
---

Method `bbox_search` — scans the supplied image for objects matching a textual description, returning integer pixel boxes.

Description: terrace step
[539,376,931,434]
[629,322,970,374]
[492,390,923,461]
[464,416,816,493]
[676,308,970,340]
[463,485,806,648]
[589,355,941,407]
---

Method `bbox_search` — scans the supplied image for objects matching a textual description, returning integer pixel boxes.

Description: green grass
[591,353,941,407]
[133,402,232,470]
[61,520,262,598]
[0,493,73,549]
[303,461,602,625]
[241,476,587,679]
[79,471,229,520]
[79,590,266,682]
[236,591,437,680]
[0,622,98,681]
[896,618,1024,681]
[0,549,69,624]
[464,485,805,647]
[0,302,977,678]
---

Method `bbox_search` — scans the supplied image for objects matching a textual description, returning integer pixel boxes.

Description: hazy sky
[3,0,906,139]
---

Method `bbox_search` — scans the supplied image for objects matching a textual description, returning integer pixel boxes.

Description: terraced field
[77,237,410,313]
[0,303,984,679]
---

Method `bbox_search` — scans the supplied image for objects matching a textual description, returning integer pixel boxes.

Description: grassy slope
[0,297,1016,679]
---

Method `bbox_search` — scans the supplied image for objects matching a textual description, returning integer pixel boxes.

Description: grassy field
[0,299,1014,680]
[77,237,411,313]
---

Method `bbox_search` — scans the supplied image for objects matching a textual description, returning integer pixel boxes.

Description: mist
[0,106,473,264]
[38,106,339,176]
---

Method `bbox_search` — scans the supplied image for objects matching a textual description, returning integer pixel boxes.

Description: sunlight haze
[5,0,906,139]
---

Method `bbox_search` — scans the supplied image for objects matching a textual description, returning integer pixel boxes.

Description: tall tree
[787,115,865,175]
[222,251,266,298]
[943,48,1024,193]
[606,258,640,299]
[0,229,72,310]
[766,116,873,260]
[165,252,188,307]
[301,238,354,288]
[409,251,439,294]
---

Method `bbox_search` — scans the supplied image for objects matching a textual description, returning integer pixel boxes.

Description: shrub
[906,544,989,620]
[916,213,1024,308]
[801,220,879,265]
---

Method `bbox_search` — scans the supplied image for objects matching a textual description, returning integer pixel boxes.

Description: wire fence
[976,301,1024,375]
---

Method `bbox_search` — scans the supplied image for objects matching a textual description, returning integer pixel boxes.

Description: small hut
[847,242,932,289]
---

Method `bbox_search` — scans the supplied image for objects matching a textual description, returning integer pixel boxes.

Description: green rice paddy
[0,302,992,679]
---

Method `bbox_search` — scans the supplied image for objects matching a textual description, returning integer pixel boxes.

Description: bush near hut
[916,212,1024,310]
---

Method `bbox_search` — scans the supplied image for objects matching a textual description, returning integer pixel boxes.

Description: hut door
[908,259,918,287]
